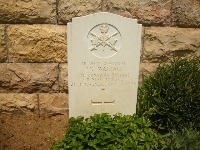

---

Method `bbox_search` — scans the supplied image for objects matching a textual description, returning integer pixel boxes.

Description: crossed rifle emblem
[89,24,119,52]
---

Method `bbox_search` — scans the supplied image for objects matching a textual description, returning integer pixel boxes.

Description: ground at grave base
[0,113,68,150]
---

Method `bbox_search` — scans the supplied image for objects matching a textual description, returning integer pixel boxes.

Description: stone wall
[0,0,199,115]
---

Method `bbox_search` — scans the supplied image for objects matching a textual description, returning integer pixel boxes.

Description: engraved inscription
[70,61,134,87]
[88,24,121,58]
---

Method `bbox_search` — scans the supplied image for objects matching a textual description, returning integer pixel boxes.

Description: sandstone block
[143,27,200,63]
[139,63,159,84]
[59,63,68,93]
[0,63,59,93]
[0,0,56,24]
[7,25,67,63]
[0,25,6,62]
[172,0,200,27]
[58,0,102,24]
[102,0,172,26]
[0,93,37,114]
[39,93,68,116]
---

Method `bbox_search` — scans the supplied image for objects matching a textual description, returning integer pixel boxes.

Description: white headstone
[68,12,142,118]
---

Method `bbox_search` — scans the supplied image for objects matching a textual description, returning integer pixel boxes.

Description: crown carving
[100,24,109,33]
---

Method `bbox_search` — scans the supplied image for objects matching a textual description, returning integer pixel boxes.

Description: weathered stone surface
[0,25,6,62]
[58,0,102,24]
[39,93,68,116]
[8,25,67,63]
[139,63,159,84]
[0,63,59,93]
[102,0,172,26]
[0,93,38,114]
[143,27,200,63]
[140,27,145,60]
[172,0,200,27]
[0,0,56,24]
[59,63,68,93]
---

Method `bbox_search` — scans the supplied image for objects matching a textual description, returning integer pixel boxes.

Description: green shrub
[53,113,165,150]
[163,128,200,150]
[137,58,200,132]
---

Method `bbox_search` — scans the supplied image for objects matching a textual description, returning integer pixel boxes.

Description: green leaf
[145,142,150,150]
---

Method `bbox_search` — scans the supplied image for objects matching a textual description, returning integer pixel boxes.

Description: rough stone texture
[0,93,38,114]
[39,93,68,116]
[0,63,59,93]
[139,63,159,84]
[58,0,102,24]
[7,25,67,63]
[0,25,6,62]
[172,0,200,28]
[143,27,200,63]
[0,0,56,24]
[102,0,172,26]
[59,63,68,93]
[140,27,145,61]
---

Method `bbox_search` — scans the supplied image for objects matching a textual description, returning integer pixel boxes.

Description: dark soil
[0,113,68,150]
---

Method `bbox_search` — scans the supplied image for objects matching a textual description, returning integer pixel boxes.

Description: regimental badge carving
[88,23,121,58]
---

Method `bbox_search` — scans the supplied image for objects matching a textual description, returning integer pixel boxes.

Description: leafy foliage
[163,128,200,150]
[137,58,200,132]
[53,113,165,150]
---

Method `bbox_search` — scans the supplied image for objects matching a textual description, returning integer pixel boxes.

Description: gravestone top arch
[68,12,142,118]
